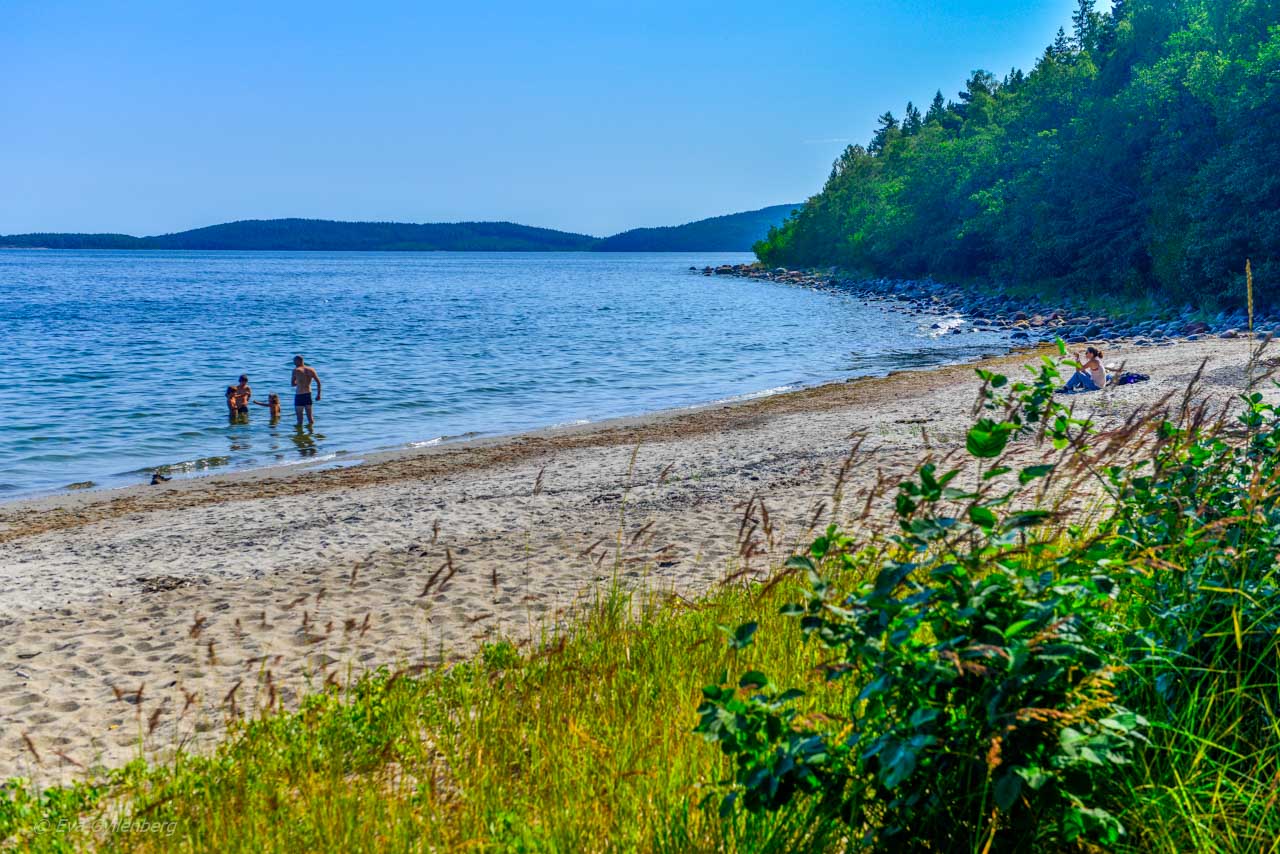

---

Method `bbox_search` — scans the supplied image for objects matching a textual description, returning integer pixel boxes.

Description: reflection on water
[227,415,327,461]
[289,426,325,458]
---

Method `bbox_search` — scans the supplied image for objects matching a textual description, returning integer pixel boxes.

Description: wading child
[253,393,282,422]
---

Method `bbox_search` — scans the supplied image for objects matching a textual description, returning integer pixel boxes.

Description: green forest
[756,0,1280,306]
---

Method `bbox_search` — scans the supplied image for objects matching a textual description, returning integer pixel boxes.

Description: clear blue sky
[0,0,1087,237]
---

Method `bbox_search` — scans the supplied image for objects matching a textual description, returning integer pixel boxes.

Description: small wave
[924,315,968,337]
[123,455,232,477]
[711,385,799,405]
[410,430,484,448]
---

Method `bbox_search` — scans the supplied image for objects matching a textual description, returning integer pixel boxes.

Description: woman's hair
[268,393,279,403]
[1086,346,1102,359]
[226,386,236,396]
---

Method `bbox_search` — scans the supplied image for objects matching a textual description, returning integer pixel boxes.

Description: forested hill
[756,0,1280,305]
[591,204,798,251]
[0,220,599,252]
[0,207,795,252]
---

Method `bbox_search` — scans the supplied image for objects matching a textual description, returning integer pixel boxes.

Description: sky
[0,0,1088,237]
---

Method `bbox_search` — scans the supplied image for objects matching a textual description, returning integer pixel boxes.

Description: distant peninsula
[0,204,799,253]
[591,204,798,252]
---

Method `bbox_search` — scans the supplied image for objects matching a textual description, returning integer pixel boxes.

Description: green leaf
[738,670,768,689]
[1004,510,1053,530]
[724,622,758,649]
[969,506,998,528]
[1015,765,1051,791]
[908,707,940,728]
[878,740,917,789]
[942,487,978,500]
[982,466,1012,480]
[993,771,1022,811]
[1018,464,1055,484]
[966,419,1013,458]
[784,555,815,571]
[1003,618,1036,638]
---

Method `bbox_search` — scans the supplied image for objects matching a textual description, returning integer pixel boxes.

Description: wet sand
[0,336,1268,783]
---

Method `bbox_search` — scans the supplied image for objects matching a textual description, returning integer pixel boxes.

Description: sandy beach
[0,336,1269,784]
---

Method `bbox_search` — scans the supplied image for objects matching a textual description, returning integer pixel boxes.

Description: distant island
[0,204,799,253]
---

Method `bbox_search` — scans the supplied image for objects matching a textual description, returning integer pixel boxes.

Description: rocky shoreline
[699,263,1265,346]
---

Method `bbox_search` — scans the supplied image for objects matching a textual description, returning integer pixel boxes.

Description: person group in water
[225,355,322,426]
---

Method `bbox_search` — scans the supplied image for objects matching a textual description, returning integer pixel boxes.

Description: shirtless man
[290,355,322,426]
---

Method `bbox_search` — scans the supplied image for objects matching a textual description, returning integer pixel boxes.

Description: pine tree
[1099,0,1129,53]
[924,90,947,124]
[1051,26,1072,60]
[1072,0,1100,52]
[869,111,899,154]
[903,101,923,135]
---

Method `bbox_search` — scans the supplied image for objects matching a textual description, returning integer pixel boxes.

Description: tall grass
[1,579,864,853]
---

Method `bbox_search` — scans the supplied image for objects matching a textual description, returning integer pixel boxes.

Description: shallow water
[0,250,1010,498]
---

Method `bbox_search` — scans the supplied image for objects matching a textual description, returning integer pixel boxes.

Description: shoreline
[714,263,1271,344]
[0,336,1267,784]
[0,347,1029,541]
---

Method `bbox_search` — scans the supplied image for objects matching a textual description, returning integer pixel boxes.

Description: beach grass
[1,577,861,853]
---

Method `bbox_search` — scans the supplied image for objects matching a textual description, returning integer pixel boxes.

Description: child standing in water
[253,393,282,422]
[225,386,241,419]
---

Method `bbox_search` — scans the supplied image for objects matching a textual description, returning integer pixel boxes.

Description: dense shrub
[699,343,1280,850]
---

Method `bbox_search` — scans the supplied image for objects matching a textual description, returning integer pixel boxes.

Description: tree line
[756,0,1280,306]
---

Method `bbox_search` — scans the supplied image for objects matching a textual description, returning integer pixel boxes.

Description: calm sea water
[0,250,1012,498]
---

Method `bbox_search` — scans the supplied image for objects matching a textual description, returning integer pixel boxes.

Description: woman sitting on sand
[1060,346,1109,393]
